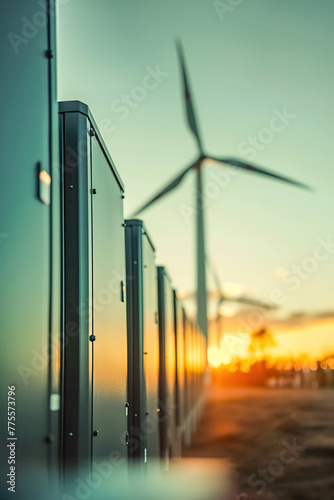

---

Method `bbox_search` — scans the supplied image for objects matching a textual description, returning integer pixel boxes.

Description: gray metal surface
[125,220,160,464]
[182,313,206,446]
[60,101,127,477]
[174,292,185,455]
[157,267,177,466]
[125,219,146,462]
[142,230,160,460]
[91,136,127,463]
[61,110,92,476]
[0,2,60,498]
[58,100,124,191]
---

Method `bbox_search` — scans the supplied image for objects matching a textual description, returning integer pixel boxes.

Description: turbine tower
[133,39,311,341]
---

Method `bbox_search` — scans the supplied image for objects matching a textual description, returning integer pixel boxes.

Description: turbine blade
[131,160,197,216]
[208,156,312,191]
[181,289,220,301]
[229,296,277,310]
[176,39,203,154]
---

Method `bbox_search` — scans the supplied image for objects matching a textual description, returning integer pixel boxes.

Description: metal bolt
[93,430,99,437]
[89,334,96,342]
[89,129,96,137]
[92,188,97,194]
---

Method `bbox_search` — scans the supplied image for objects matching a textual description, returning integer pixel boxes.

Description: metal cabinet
[60,101,127,477]
[0,2,60,498]
[182,312,206,446]
[173,292,185,456]
[125,220,160,466]
[157,267,177,468]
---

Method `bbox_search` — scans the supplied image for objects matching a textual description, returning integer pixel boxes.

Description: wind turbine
[206,257,277,347]
[132,39,311,342]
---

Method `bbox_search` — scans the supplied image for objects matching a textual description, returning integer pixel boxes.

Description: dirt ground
[183,384,334,500]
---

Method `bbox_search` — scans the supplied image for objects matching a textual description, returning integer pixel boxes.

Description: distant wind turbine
[132,39,311,342]
[206,256,277,347]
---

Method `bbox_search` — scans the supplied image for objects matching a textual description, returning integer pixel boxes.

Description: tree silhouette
[248,328,276,359]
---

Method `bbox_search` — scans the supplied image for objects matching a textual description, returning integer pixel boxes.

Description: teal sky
[57,0,334,325]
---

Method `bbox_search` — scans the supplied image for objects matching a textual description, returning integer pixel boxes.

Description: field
[183,384,334,499]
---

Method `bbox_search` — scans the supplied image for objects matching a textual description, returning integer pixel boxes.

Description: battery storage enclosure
[59,101,128,477]
[125,219,160,467]
[157,266,178,468]
[0,1,61,498]
[173,291,185,456]
[183,313,206,446]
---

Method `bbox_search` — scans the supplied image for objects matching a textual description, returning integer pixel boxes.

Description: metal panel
[60,101,127,480]
[61,110,92,476]
[183,312,193,446]
[142,230,160,461]
[165,281,176,457]
[125,220,159,465]
[157,267,176,467]
[157,267,167,463]
[57,101,123,192]
[91,137,127,463]
[125,219,147,463]
[0,1,60,498]
[173,292,185,456]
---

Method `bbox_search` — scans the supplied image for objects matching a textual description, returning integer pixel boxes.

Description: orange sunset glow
[208,316,334,370]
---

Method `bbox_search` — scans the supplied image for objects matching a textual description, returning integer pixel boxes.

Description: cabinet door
[91,138,127,462]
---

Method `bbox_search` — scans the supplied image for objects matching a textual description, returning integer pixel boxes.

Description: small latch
[50,393,60,411]
[37,163,51,205]
[120,280,125,302]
